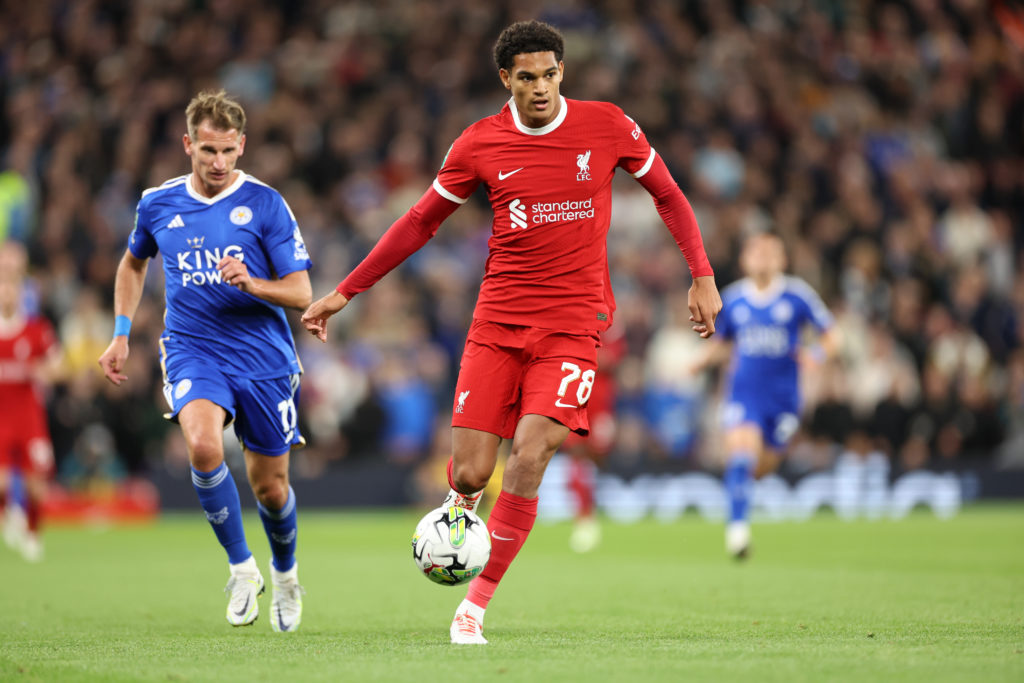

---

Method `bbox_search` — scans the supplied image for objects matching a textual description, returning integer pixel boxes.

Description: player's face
[0,278,20,315]
[183,120,246,198]
[741,235,786,281]
[500,52,564,128]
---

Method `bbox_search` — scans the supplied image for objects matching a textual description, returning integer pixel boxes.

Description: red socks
[466,490,537,609]
[446,457,457,490]
[26,498,40,533]
[567,457,595,518]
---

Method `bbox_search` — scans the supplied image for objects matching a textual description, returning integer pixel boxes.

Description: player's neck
[516,96,565,132]
[515,96,562,129]
[0,309,26,336]
[191,171,239,199]
[752,274,782,291]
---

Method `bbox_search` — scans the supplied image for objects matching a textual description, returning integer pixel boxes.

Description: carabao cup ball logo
[412,505,490,586]
[230,206,253,225]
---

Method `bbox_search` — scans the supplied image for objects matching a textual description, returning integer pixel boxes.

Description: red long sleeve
[336,187,460,299]
[635,154,714,278]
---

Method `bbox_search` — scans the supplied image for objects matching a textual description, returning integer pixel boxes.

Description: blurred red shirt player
[301,21,722,644]
[0,241,60,562]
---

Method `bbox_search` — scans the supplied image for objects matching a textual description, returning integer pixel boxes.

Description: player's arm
[33,337,65,385]
[690,337,733,375]
[301,186,460,342]
[634,153,722,337]
[98,250,149,386]
[800,324,841,369]
[217,259,312,311]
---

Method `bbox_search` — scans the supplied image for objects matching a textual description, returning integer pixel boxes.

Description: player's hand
[98,336,130,386]
[218,256,253,293]
[301,290,350,342]
[688,275,722,339]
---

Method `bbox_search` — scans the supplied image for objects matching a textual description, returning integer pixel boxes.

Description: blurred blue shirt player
[98,90,312,631]
[700,232,837,559]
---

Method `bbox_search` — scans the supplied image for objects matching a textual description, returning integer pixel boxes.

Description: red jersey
[437,97,664,331]
[0,315,56,428]
[338,96,712,332]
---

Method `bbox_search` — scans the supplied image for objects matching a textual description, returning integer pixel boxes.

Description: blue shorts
[721,397,800,451]
[161,356,304,457]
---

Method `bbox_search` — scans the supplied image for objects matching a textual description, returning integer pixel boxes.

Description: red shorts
[451,320,601,439]
[0,417,54,477]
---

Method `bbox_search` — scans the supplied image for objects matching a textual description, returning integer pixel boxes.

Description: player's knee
[187,438,224,472]
[252,478,288,509]
[452,460,491,494]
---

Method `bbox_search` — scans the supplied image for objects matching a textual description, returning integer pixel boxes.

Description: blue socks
[724,456,754,523]
[191,463,251,564]
[258,486,297,572]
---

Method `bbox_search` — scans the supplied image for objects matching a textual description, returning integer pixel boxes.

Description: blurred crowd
[2,0,1023,494]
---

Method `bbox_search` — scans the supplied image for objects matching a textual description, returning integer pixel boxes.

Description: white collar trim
[741,275,786,305]
[508,96,568,136]
[185,170,247,205]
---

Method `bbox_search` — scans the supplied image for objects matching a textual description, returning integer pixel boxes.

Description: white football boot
[569,516,601,554]
[450,598,487,644]
[224,557,265,626]
[269,560,304,633]
[20,532,43,563]
[725,521,752,560]
[442,488,483,515]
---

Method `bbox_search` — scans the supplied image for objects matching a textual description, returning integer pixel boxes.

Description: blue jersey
[128,172,312,380]
[717,275,832,410]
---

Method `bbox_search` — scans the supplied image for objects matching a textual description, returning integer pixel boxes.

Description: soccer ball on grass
[412,505,490,586]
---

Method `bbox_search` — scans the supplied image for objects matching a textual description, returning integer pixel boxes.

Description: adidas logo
[167,214,185,229]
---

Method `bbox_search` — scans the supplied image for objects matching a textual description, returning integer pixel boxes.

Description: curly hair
[493,20,564,71]
[185,89,246,139]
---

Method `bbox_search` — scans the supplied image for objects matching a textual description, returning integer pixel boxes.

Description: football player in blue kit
[98,90,312,630]
[701,232,838,559]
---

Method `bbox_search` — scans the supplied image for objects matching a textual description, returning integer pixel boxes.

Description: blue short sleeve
[128,201,158,259]
[261,192,311,277]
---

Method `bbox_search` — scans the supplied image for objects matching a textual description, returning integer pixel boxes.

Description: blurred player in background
[301,20,721,644]
[700,232,837,559]
[98,91,313,631]
[563,326,625,553]
[0,241,61,562]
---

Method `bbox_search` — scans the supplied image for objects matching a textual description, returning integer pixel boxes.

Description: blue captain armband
[113,315,132,339]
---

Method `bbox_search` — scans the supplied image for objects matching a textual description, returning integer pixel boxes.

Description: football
[411,505,491,586]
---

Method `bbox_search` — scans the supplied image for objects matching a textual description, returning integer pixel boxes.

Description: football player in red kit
[302,20,721,643]
[0,241,60,562]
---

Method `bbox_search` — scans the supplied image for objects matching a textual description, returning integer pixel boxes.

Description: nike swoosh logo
[554,399,578,408]
[234,595,251,617]
[277,606,291,632]
[498,168,524,180]
[491,530,515,542]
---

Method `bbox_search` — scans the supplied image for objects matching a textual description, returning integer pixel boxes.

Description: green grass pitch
[1,504,1022,682]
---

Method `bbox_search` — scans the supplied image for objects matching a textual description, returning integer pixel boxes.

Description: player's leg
[445,427,501,513]
[566,444,600,553]
[444,320,522,514]
[245,449,303,632]
[236,373,305,632]
[179,398,262,625]
[17,438,54,562]
[0,464,21,551]
[722,421,763,559]
[452,414,570,644]
[452,329,594,643]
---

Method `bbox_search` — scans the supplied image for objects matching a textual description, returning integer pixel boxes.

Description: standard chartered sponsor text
[532,198,594,224]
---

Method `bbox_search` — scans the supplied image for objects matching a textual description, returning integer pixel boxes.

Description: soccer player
[301,21,722,644]
[0,241,60,562]
[703,232,838,559]
[97,91,313,631]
